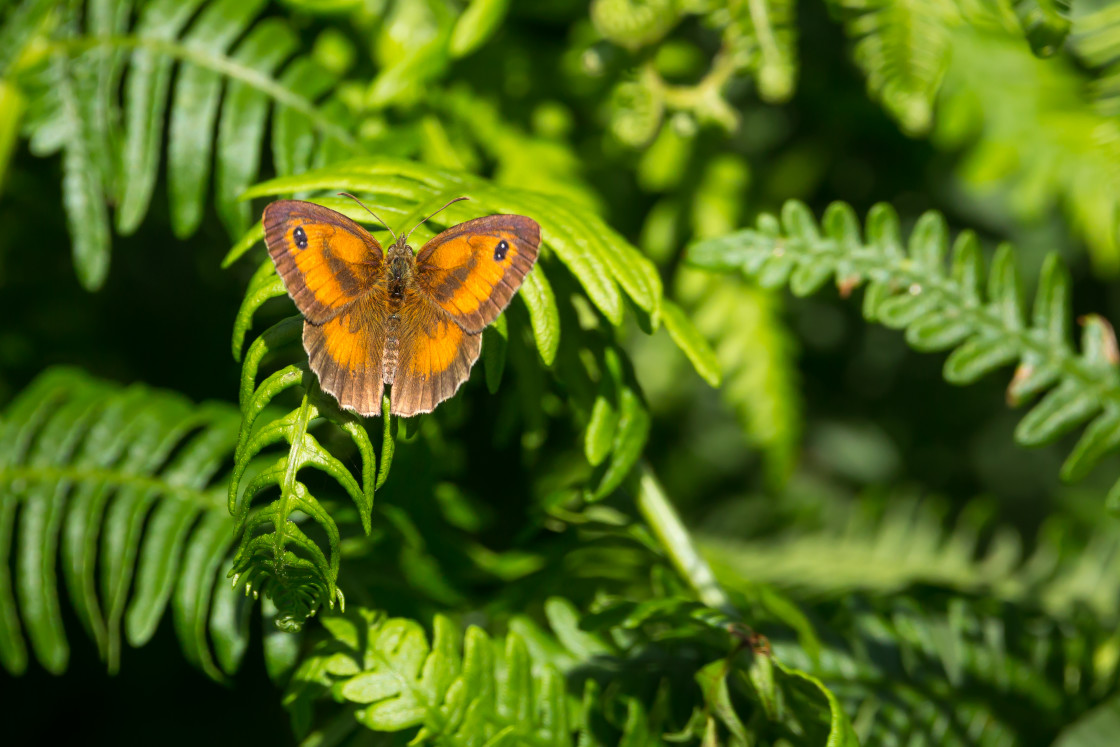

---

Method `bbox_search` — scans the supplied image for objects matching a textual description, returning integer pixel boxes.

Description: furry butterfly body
[263,199,541,417]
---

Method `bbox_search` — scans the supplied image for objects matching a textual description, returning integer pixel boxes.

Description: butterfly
[262,194,541,417]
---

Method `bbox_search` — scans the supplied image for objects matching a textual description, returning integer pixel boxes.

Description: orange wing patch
[415,214,540,333]
[264,200,384,324]
[302,293,390,416]
[388,289,482,417]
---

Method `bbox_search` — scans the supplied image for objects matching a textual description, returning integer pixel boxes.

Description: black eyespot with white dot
[293,225,308,249]
[494,239,509,262]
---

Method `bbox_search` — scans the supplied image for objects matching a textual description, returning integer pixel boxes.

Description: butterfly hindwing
[264,200,385,324]
[302,291,391,416]
[414,215,541,333]
[387,287,482,417]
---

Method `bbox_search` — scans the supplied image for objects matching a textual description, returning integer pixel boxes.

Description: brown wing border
[413,214,541,333]
[263,200,386,325]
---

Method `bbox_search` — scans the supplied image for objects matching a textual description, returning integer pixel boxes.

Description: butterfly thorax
[386,240,415,299]
[382,240,416,385]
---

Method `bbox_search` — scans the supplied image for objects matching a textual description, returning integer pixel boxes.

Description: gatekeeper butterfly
[263,195,541,417]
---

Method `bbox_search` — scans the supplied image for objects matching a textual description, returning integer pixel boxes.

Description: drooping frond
[688,199,1120,503]
[226,277,388,632]
[0,368,249,680]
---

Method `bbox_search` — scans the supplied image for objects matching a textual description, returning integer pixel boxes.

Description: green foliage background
[5,0,1120,744]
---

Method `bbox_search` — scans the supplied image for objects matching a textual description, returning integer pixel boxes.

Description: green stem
[0,465,221,508]
[635,463,737,615]
[46,35,360,151]
[647,47,741,132]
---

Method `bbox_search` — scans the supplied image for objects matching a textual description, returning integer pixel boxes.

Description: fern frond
[288,597,858,745]
[227,281,386,632]
[825,0,961,135]
[688,200,1120,502]
[1072,4,1120,115]
[1010,0,1071,56]
[0,367,249,681]
[590,0,683,51]
[700,492,1120,627]
[286,609,571,744]
[224,159,719,627]
[941,27,1120,273]
[10,0,357,289]
[825,1,1120,270]
[779,593,1120,745]
[719,0,798,103]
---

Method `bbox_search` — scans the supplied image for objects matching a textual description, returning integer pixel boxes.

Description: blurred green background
[4,0,1120,744]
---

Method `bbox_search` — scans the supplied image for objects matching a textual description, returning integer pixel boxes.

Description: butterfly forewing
[414,215,541,333]
[264,200,385,325]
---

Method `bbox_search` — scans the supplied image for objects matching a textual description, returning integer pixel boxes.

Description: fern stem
[636,464,737,615]
[47,35,359,152]
[0,465,221,508]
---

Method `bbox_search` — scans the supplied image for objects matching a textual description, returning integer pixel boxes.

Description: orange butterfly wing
[263,200,385,325]
[387,286,482,417]
[263,200,390,416]
[302,292,391,416]
[413,215,541,333]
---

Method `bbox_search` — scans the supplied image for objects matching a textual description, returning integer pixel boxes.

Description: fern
[780,593,1119,745]
[939,23,1120,274]
[823,0,1120,271]
[717,0,798,103]
[824,0,961,135]
[224,158,718,630]
[700,491,1120,627]
[0,367,251,681]
[288,609,571,744]
[286,596,858,745]
[225,274,388,632]
[688,199,1120,504]
[589,0,797,149]
[8,0,356,289]
[1072,3,1120,114]
[1010,0,1072,56]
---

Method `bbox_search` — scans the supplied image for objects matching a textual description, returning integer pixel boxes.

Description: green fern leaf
[0,368,250,680]
[9,0,358,289]
[1010,0,1071,56]
[166,0,269,237]
[449,0,511,59]
[290,608,571,744]
[223,160,725,625]
[825,0,960,134]
[688,199,1120,498]
[720,0,798,103]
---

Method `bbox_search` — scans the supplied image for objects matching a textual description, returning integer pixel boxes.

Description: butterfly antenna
[338,192,397,242]
[404,196,470,242]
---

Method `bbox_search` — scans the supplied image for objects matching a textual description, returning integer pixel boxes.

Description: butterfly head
[339,193,470,259]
